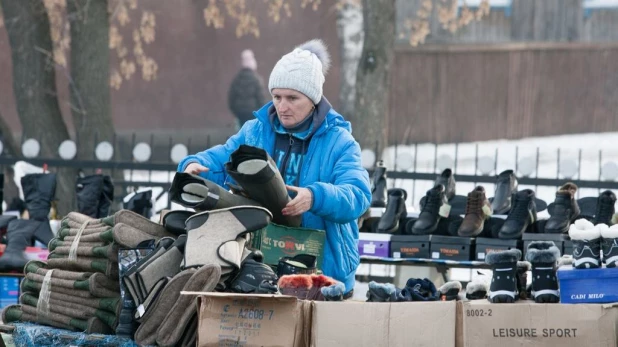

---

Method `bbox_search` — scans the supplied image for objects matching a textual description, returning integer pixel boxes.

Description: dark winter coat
[227,68,266,125]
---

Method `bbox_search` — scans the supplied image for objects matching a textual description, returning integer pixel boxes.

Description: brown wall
[387,43,618,145]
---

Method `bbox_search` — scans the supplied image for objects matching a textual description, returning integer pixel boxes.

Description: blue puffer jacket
[178,101,371,292]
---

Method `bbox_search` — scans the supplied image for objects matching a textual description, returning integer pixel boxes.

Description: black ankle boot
[498,189,537,239]
[485,249,521,303]
[545,183,580,234]
[525,241,560,303]
[435,169,456,201]
[377,188,407,233]
[370,161,388,208]
[412,185,448,235]
[593,190,616,226]
[491,170,518,215]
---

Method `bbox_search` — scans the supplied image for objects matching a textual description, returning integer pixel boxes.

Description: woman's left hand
[282,185,313,216]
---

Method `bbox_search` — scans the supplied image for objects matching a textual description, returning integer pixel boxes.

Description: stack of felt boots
[76,174,114,218]
[3,259,122,334]
[224,145,301,227]
[169,172,260,211]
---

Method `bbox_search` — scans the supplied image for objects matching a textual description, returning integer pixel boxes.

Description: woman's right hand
[184,162,209,175]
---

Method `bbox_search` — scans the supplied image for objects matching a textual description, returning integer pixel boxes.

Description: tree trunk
[352,0,395,158]
[336,1,364,119]
[1,0,76,216]
[67,0,114,160]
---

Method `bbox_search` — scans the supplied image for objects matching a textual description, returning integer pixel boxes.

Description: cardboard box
[311,301,457,347]
[390,235,431,259]
[191,292,310,347]
[557,266,618,304]
[458,301,618,347]
[358,233,391,258]
[251,223,326,269]
[430,235,475,261]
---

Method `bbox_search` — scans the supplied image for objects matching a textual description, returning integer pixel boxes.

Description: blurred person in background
[227,49,266,129]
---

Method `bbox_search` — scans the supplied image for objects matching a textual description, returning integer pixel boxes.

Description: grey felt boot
[225,145,301,227]
[169,172,261,211]
[184,206,272,273]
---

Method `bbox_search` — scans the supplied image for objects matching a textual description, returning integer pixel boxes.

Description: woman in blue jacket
[178,39,371,296]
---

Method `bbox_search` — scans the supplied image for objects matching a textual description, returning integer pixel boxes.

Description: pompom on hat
[268,39,331,105]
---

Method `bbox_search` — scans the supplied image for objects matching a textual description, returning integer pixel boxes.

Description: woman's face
[272,88,314,128]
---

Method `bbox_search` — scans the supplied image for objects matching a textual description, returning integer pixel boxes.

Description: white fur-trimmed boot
[601,224,618,268]
[569,219,602,269]
[525,241,561,303]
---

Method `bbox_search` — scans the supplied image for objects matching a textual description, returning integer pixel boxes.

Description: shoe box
[390,235,431,259]
[0,276,20,310]
[557,266,618,304]
[475,238,522,261]
[522,233,569,257]
[429,235,475,261]
[358,233,391,258]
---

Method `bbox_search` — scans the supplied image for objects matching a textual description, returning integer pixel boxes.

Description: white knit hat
[268,39,331,105]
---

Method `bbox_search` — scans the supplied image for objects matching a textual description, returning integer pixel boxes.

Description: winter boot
[593,190,616,226]
[183,206,272,274]
[498,189,537,239]
[229,258,279,294]
[491,170,518,215]
[403,278,439,301]
[0,219,41,272]
[277,254,317,277]
[377,188,407,233]
[485,249,521,303]
[99,175,114,218]
[466,271,491,300]
[224,145,301,227]
[365,281,398,302]
[161,210,195,236]
[76,174,105,218]
[545,183,580,234]
[568,219,602,269]
[435,168,456,201]
[458,186,492,237]
[516,261,531,300]
[370,160,387,208]
[412,185,450,235]
[124,190,153,218]
[169,172,260,211]
[601,224,618,267]
[438,281,462,301]
[525,241,561,303]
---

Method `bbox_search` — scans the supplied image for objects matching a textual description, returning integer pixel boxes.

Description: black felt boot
[525,241,560,303]
[485,249,521,303]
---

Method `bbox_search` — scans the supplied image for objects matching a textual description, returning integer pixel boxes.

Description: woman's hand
[282,185,313,216]
[184,163,209,175]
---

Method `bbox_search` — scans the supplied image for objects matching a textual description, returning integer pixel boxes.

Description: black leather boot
[545,183,580,234]
[370,161,387,208]
[498,189,537,239]
[491,170,518,215]
[593,190,616,226]
[435,169,456,201]
[377,188,407,233]
[412,185,449,235]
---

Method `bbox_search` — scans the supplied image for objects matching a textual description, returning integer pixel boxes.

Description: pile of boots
[0,173,56,272]
[366,278,461,302]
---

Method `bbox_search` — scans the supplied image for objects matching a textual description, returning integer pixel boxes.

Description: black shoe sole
[488,294,516,303]
[534,294,560,303]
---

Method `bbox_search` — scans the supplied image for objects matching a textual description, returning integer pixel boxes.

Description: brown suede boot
[458,186,492,237]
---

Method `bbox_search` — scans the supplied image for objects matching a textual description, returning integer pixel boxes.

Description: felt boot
[47,253,118,278]
[25,272,119,298]
[155,264,222,347]
[568,219,602,269]
[20,281,121,314]
[162,210,195,235]
[50,243,119,262]
[485,249,521,303]
[601,224,618,267]
[8,303,113,334]
[169,172,260,211]
[525,241,560,303]
[48,238,106,251]
[224,144,301,227]
[183,206,272,273]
